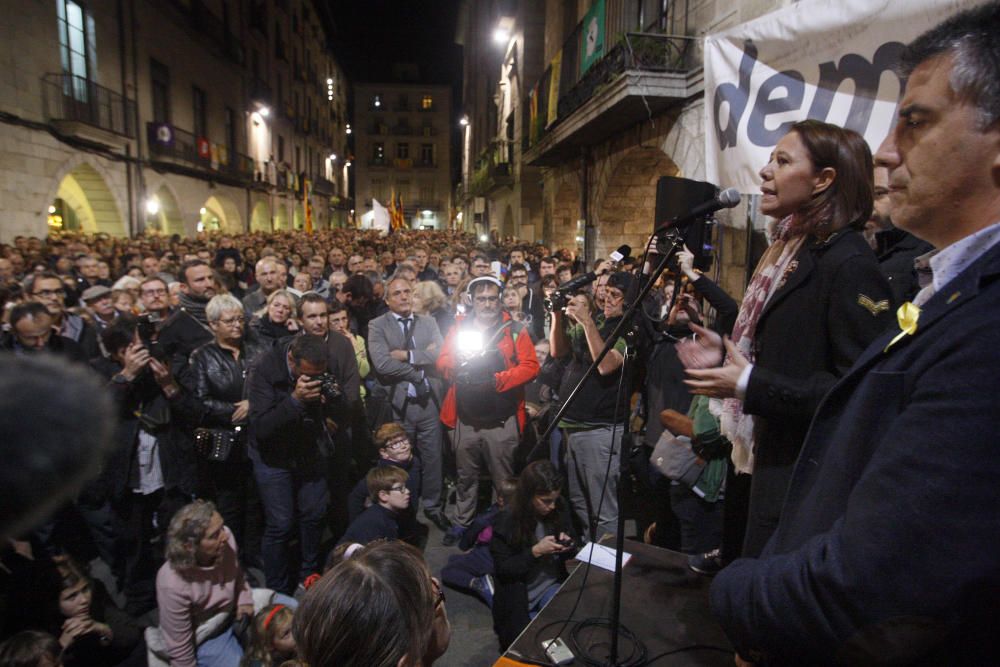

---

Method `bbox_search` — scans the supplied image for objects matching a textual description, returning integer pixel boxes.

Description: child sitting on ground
[337,466,411,546]
[348,423,425,544]
[440,477,518,607]
[240,604,296,667]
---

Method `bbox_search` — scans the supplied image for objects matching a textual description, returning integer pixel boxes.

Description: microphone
[557,245,632,292]
[657,187,741,231]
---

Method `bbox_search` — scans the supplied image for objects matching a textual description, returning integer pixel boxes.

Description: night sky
[326,0,463,94]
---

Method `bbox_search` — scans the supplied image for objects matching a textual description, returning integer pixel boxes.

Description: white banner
[704,0,981,194]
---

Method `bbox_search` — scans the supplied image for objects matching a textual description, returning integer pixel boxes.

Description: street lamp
[459,115,469,127]
[258,106,270,118]
[145,197,160,216]
[493,27,510,44]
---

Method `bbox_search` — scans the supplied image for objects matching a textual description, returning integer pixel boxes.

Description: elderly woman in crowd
[155,500,253,667]
[294,541,450,667]
[189,294,269,565]
[677,119,894,568]
[248,289,299,347]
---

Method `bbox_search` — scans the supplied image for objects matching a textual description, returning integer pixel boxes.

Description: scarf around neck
[178,292,210,326]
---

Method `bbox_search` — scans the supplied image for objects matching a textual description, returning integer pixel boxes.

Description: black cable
[571,617,648,667]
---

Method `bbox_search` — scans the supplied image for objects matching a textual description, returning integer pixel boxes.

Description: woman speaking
[679,120,894,562]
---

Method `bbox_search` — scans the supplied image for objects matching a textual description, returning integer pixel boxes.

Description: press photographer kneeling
[437,276,539,545]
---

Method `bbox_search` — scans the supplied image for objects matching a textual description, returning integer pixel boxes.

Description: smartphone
[490,260,502,277]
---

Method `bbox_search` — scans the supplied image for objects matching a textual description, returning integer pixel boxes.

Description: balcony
[146,122,254,183]
[522,0,698,167]
[312,177,335,196]
[42,73,136,143]
[470,140,514,195]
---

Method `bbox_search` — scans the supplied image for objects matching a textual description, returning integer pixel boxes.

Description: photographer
[549,272,633,541]
[246,334,339,594]
[490,461,577,650]
[437,276,539,546]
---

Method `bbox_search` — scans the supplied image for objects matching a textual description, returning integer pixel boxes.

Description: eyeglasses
[431,578,446,608]
[217,316,245,327]
[141,288,167,296]
[385,438,411,450]
[389,484,410,494]
[32,288,64,298]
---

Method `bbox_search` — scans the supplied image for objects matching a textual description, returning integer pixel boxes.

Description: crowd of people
[2,3,999,664]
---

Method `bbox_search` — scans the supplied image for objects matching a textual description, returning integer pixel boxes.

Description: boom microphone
[657,187,741,231]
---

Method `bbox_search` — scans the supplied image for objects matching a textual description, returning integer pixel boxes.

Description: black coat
[490,502,577,650]
[189,335,269,428]
[740,229,894,556]
[875,226,933,304]
[157,308,213,384]
[91,357,202,500]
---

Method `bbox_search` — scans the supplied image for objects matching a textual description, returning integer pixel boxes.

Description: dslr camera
[135,312,166,359]
[308,372,343,403]
[543,289,572,314]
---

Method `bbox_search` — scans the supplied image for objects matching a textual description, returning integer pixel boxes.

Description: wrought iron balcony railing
[42,73,136,138]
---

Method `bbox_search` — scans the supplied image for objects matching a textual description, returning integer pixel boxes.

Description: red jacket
[436,312,539,430]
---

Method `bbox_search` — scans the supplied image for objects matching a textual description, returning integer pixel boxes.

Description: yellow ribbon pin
[884,301,920,352]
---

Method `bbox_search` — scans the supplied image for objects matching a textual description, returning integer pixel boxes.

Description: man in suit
[710,4,1000,663]
[368,276,451,532]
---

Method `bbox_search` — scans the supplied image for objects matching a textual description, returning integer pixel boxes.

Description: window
[373,142,385,162]
[150,59,170,123]
[396,143,409,159]
[57,0,92,98]
[192,86,207,138]
[420,143,433,165]
[421,95,433,110]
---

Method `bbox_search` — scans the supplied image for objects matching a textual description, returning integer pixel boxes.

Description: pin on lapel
[884,302,920,352]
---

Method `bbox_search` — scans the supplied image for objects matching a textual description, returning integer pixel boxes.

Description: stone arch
[293,202,305,230]
[273,202,289,230]
[146,184,185,236]
[551,179,580,254]
[45,156,128,237]
[501,205,514,239]
[250,200,271,232]
[50,163,126,236]
[202,195,243,233]
[595,146,679,260]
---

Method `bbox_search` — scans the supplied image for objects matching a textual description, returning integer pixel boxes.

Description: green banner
[579,0,606,76]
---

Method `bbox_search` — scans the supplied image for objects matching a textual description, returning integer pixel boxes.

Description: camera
[543,290,571,313]
[136,313,165,359]
[308,372,343,403]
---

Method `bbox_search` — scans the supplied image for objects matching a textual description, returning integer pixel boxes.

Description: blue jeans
[249,447,329,594]
[197,627,242,667]
[528,582,561,619]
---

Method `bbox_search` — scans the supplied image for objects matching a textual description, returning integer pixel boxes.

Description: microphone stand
[541,228,686,666]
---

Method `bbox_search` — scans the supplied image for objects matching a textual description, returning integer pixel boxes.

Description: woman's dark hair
[101,314,137,357]
[788,119,874,235]
[294,541,436,667]
[20,556,90,631]
[511,460,563,547]
[0,631,62,667]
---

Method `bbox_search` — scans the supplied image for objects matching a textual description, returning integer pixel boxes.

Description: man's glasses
[389,484,410,494]
[141,288,167,296]
[474,295,500,304]
[32,288,64,298]
[385,438,411,451]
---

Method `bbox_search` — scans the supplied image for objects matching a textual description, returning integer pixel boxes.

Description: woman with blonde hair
[249,289,299,346]
[413,280,453,336]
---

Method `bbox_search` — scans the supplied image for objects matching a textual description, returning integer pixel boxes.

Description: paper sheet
[575,542,631,572]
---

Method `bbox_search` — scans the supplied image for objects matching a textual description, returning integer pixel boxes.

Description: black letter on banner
[747,70,806,147]
[713,41,758,150]
[807,42,906,134]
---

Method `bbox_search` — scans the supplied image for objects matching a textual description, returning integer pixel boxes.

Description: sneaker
[442,525,464,547]
[469,574,494,607]
[424,508,453,532]
[688,548,725,576]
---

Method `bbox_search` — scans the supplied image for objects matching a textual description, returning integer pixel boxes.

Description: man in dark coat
[710,5,1000,663]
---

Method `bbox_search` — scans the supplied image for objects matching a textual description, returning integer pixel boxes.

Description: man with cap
[81,285,117,333]
[549,271,634,540]
[437,275,539,546]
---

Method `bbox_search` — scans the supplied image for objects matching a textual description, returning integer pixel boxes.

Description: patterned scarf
[721,216,807,474]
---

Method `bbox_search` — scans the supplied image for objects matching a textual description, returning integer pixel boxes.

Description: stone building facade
[0,0,350,243]
[458,0,792,296]
[353,81,453,230]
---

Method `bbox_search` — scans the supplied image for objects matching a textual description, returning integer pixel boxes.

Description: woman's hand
[286,319,300,332]
[675,323,723,369]
[532,535,570,558]
[231,399,250,424]
[684,337,750,399]
[59,616,95,649]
